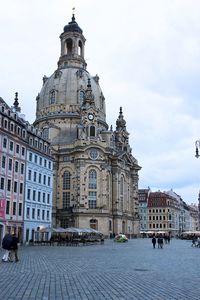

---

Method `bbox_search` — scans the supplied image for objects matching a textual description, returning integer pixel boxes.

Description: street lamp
[195,140,200,158]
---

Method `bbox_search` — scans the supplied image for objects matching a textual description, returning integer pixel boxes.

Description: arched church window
[49,90,56,104]
[78,40,83,56]
[88,170,97,189]
[66,38,73,55]
[90,126,95,137]
[88,169,97,208]
[63,171,71,190]
[62,171,71,208]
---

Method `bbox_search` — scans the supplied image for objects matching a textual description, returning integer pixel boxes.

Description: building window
[3,138,7,148]
[21,163,24,175]
[32,208,35,219]
[4,119,8,128]
[38,191,41,202]
[34,172,37,182]
[16,144,20,154]
[20,183,23,194]
[33,190,36,201]
[0,178,5,190]
[90,126,95,137]
[49,90,56,104]
[43,193,46,203]
[47,210,50,221]
[88,169,97,209]
[6,201,10,215]
[29,152,32,161]
[43,175,46,185]
[47,194,50,204]
[26,207,30,219]
[9,141,14,151]
[79,90,85,104]
[63,192,70,208]
[48,177,51,186]
[22,147,25,156]
[90,219,98,230]
[119,176,124,211]
[60,219,69,229]
[28,170,31,181]
[63,171,71,190]
[7,179,11,191]
[8,159,12,171]
[42,210,45,220]
[88,170,97,189]
[13,202,16,215]
[39,157,42,165]
[88,191,97,209]
[27,189,31,200]
[39,173,41,183]
[19,203,22,216]
[43,128,49,140]
[37,209,40,220]
[34,155,38,164]
[1,156,6,168]
[14,181,17,193]
[48,161,51,169]
[15,161,19,173]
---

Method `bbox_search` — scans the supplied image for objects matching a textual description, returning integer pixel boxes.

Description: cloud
[1,0,200,204]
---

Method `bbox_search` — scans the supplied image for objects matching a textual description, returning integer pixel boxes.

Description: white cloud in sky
[1,0,200,203]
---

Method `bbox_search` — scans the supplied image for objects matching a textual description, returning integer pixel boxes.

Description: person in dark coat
[152,236,156,248]
[2,233,12,262]
[10,233,19,262]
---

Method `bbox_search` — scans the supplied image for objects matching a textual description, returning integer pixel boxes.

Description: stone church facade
[33,14,141,237]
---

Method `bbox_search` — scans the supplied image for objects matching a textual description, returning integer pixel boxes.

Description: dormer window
[43,128,49,140]
[79,90,85,105]
[49,90,56,104]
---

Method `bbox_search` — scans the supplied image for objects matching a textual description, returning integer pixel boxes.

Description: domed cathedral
[33,13,141,237]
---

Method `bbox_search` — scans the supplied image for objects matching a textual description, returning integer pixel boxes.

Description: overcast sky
[1,0,200,204]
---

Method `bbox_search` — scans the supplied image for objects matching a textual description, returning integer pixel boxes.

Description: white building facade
[23,131,53,243]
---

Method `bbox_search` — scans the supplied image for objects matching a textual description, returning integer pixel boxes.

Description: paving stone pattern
[0,239,199,300]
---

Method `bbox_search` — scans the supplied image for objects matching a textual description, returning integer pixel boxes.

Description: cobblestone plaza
[0,239,199,300]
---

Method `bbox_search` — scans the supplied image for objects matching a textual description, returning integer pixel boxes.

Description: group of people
[191,236,200,247]
[152,235,171,249]
[1,233,19,262]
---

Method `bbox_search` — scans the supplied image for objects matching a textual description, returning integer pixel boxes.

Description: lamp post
[195,142,200,232]
[195,140,200,158]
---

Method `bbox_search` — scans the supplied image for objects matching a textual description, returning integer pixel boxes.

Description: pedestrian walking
[152,236,156,248]
[10,233,19,262]
[160,237,164,248]
[158,236,164,249]
[2,233,13,262]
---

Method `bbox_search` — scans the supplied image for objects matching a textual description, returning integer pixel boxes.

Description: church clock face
[88,113,94,121]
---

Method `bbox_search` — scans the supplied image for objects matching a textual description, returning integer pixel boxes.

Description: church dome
[64,15,83,34]
[36,68,105,121]
[34,15,106,124]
